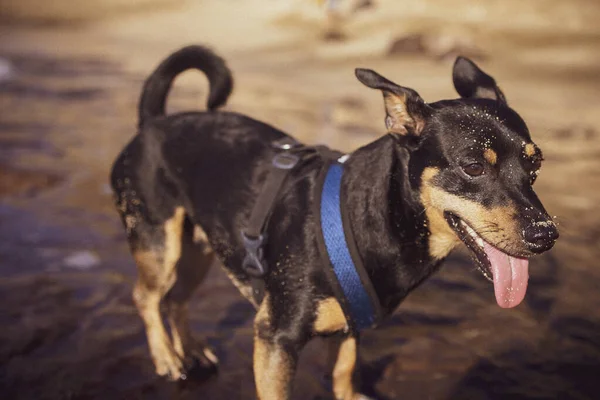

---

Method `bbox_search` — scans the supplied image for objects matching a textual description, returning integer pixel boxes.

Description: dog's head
[356,58,558,308]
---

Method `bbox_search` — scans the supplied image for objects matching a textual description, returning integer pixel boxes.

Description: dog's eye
[462,162,484,177]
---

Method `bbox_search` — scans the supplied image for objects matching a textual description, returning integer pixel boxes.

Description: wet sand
[1,1,600,399]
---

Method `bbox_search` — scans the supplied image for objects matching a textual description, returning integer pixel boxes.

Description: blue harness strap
[319,162,381,331]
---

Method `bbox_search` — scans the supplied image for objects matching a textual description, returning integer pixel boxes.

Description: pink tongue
[483,242,529,308]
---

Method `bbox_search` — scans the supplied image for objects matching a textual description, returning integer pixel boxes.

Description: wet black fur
[111,46,557,381]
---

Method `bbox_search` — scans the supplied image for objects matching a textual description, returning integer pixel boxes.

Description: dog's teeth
[475,236,484,248]
[460,220,485,249]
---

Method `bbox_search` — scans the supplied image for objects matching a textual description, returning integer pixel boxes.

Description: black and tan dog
[111,45,558,399]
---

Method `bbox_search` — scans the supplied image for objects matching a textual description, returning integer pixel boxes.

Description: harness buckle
[272,153,299,170]
[240,138,302,280]
[241,231,268,278]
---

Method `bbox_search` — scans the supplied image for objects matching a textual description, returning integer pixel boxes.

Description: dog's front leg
[328,335,373,400]
[253,334,298,400]
[252,297,303,400]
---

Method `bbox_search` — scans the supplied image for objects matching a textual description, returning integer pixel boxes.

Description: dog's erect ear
[452,57,507,104]
[355,68,431,136]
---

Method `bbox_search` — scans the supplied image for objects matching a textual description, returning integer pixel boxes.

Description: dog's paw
[200,347,219,365]
[190,346,219,368]
[154,353,186,381]
[180,347,219,381]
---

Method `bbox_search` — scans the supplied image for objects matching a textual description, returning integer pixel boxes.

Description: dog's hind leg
[130,207,187,380]
[164,219,218,372]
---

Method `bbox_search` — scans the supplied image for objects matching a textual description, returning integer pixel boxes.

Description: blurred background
[1,0,599,399]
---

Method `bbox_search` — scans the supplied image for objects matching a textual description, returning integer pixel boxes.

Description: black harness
[241,139,382,331]
[240,138,304,302]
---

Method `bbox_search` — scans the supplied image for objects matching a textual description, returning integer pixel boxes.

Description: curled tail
[138,45,233,126]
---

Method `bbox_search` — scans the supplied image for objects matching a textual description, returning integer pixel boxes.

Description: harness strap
[241,139,383,328]
[241,138,301,303]
[243,153,299,240]
[315,161,383,332]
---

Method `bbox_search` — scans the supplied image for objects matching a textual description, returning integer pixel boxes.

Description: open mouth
[444,212,529,309]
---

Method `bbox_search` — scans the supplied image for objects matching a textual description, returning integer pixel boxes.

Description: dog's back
[111,46,294,251]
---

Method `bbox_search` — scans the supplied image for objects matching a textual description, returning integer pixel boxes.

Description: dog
[111,45,558,400]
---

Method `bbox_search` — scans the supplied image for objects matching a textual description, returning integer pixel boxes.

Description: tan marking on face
[484,148,498,165]
[420,167,521,259]
[314,297,347,333]
[420,168,461,259]
[330,337,357,400]
[524,143,536,157]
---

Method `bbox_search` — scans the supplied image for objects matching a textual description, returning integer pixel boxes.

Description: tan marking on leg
[484,148,497,165]
[132,207,186,379]
[253,337,294,400]
[421,167,521,259]
[192,225,211,254]
[168,302,189,358]
[314,297,348,334]
[134,280,182,378]
[168,299,219,365]
[163,207,186,276]
[254,293,270,325]
[169,299,216,362]
[253,295,295,400]
[329,336,358,400]
[165,221,218,366]
[524,143,536,157]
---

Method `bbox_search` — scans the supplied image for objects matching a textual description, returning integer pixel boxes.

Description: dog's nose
[524,221,559,254]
